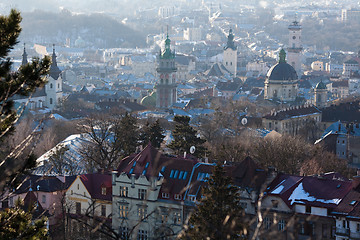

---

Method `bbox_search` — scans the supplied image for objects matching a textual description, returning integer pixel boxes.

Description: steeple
[279,49,286,63]
[49,44,61,79]
[160,30,175,59]
[22,43,28,66]
[224,28,236,51]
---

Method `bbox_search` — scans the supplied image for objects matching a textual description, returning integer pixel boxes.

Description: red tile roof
[80,173,112,201]
[266,173,353,209]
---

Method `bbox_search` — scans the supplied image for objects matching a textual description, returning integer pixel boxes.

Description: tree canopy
[181,162,247,239]
[168,115,206,158]
[0,9,50,239]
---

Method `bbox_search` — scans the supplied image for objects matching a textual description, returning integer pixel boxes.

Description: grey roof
[205,62,232,77]
[49,47,61,79]
[315,81,327,90]
[266,62,298,81]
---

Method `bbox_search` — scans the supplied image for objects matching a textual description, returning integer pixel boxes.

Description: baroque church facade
[264,49,299,102]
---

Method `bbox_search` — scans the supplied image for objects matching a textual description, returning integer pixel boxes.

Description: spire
[49,44,61,79]
[279,49,286,63]
[224,28,236,51]
[22,43,28,66]
[160,28,175,59]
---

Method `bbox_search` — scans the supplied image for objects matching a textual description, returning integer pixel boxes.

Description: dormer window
[102,187,107,195]
[174,194,182,200]
[162,192,169,198]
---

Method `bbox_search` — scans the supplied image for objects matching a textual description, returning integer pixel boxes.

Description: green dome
[315,81,326,90]
[141,91,156,108]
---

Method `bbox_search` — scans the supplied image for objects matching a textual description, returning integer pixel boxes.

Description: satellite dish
[190,146,196,154]
[241,117,248,126]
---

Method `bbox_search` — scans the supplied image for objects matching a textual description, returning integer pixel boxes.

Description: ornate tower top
[49,44,61,79]
[288,16,302,30]
[160,34,175,59]
[22,43,28,66]
[279,49,286,63]
[224,28,237,51]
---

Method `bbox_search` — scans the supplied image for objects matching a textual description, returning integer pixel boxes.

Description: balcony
[335,227,350,236]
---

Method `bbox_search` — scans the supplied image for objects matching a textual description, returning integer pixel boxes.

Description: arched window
[50,83,53,88]
[50,98,53,105]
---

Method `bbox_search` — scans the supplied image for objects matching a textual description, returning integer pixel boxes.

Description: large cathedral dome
[266,49,298,81]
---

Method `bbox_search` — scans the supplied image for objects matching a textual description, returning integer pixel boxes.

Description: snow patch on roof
[288,183,341,205]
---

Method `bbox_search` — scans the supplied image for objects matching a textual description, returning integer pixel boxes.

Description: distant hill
[19,10,146,48]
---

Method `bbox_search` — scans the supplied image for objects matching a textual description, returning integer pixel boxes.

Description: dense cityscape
[1,0,360,239]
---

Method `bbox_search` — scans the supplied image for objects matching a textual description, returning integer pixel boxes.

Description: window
[173,211,181,225]
[119,227,129,240]
[178,171,184,179]
[58,83,60,88]
[277,219,285,231]
[357,223,360,232]
[138,207,147,220]
[183,171,188,180]
[101,205,106,217]
[162,192,169,198]
[120,186,128,197]
[76,202,81,214]
[42,195,46,204]
[138,189,147,200]
[138,229,148,240]
[77,184,79,190]
[50,83,53,88]
[305,205,311,213]
[174,194,182,200]
[264,217,272,230]
[174,170,179,179]
[188,196,196,202]
[50,98,53,104]
[299,222,305,234]
[161,212,168,223]
[101,187,107,195]
[170,170,174,178]
[119,204,128,218]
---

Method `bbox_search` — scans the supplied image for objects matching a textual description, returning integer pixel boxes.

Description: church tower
[223,29,237,76]
[287,19,302,76]
[22,43,28,66]
[155,34,177,109]
[45,45,63,110]
[264,49,298,102]
[314,81,327,108]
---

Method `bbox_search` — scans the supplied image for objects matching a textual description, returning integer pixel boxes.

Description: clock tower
[287,19,303,76]
[155,34,177,109]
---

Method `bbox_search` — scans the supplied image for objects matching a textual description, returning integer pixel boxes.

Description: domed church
[264,49,298,102]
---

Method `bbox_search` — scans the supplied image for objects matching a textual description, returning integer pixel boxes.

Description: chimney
[112,170,118,185]
[267,166,277,182]
[352,175,360,189]
[131,174,136,188]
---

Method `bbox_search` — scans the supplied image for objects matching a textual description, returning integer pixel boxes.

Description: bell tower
[155,33,177,109]
[223,29,237,76]
[45,44,63,110]
[287,19,303,76]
